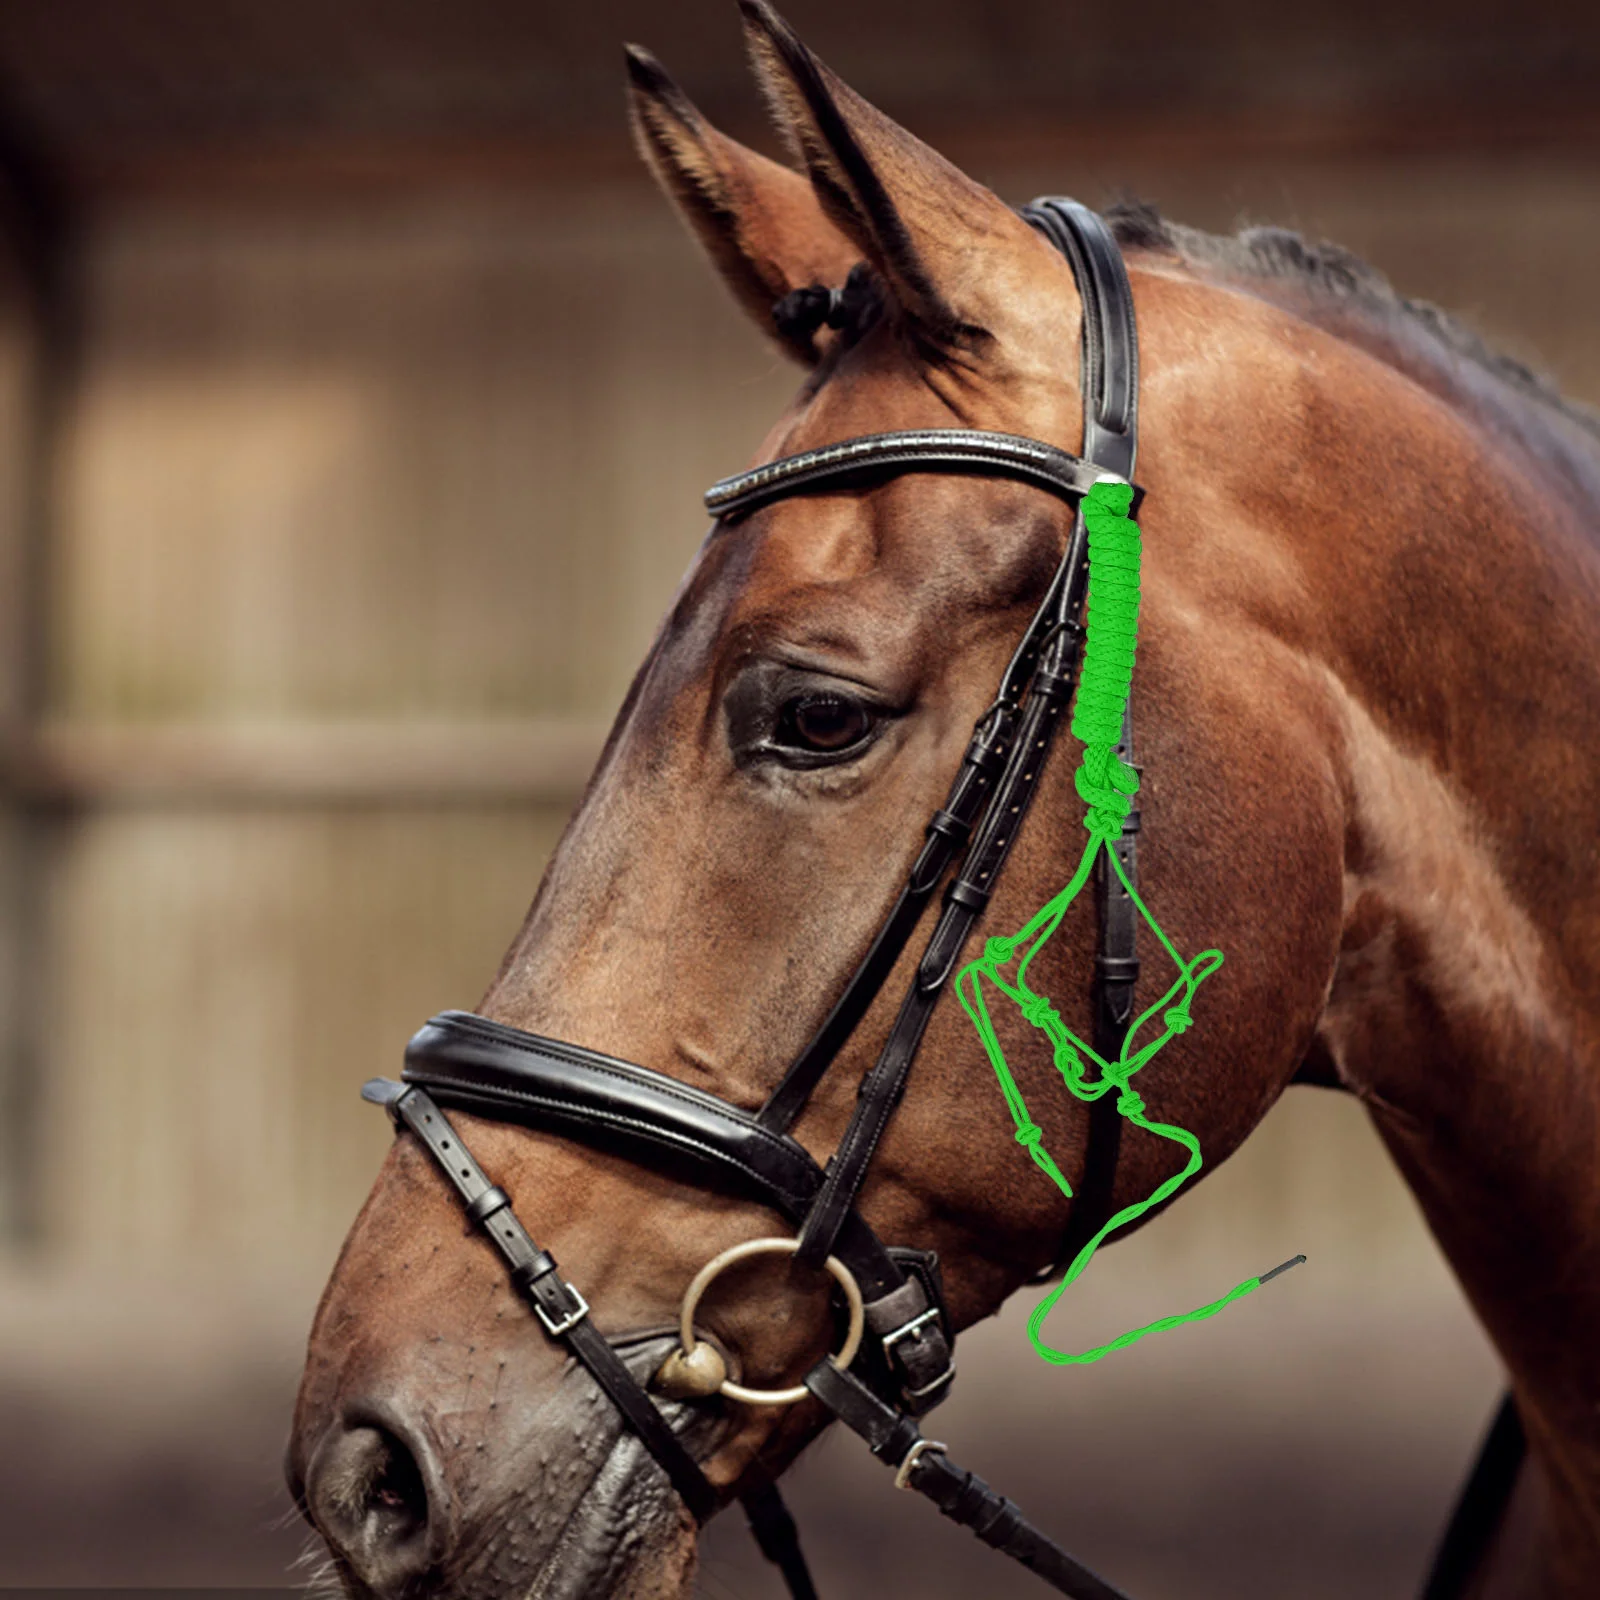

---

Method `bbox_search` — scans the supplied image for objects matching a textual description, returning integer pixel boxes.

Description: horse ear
[625,43,864,364]
[738,0,1041,353]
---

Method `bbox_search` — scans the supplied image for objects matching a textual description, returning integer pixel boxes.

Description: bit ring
[677,1236,865,1406]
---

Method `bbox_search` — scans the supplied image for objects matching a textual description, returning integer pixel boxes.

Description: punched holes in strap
[383,1084,591,1337]
[362,1078,719,1525]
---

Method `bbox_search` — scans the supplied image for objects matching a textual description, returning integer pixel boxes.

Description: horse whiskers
[289,1532,346,1600]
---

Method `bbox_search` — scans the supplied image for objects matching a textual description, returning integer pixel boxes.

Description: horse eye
[776,690,873,755]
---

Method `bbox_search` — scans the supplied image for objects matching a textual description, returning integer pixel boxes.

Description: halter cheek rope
[956,483,1302,1366]
[358,199,1287,1600]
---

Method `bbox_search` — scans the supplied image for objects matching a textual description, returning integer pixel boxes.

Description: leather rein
[360,197,1147,1600]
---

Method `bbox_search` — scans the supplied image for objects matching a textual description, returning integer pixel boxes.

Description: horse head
[283,4,1493,1596]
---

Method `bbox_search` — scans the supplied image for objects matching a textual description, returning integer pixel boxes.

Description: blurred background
[0,1,1594,1595]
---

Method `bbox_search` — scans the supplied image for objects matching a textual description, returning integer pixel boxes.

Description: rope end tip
[1259,1253,1307,1285]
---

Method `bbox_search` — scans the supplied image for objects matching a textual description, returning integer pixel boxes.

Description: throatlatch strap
[1064,707,1138,1264]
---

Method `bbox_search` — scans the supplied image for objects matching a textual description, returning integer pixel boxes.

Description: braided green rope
[956,481,1301,1366]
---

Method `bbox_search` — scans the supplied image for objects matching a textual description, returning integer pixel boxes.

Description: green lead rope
[955,480,1303,1366]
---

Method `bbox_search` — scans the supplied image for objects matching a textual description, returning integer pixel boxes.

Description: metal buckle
[894,1437,948,1492]
[880,1305,941,1356]
[535,1283,590,1339]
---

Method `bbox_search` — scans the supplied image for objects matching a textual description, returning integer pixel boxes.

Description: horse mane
[775,195,1600,503]
[1104,198,1600,455]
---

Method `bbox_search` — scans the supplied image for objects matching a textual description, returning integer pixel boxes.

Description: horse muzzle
[298,1399,451,1597]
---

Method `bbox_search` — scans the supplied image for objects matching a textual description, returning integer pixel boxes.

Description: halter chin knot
[1015,1121,1044,1148]
[1075,758,1134,840]
[1164,1006,1193,1034]
[1117,1089,1145,1119]
[1020,992,1057,1028]
[1088,478,1136,518]
[1084,803,1130,841]
[1054,1043,1085,1080]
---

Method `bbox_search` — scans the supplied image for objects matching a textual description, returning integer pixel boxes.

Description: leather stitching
[404,1068,819,1214]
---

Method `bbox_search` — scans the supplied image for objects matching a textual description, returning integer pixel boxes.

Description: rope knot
[983,936,1015,965]
[1015,1122,1044,1149]
[1163,1006,1193,1035]
[1075,760,1135,840]
[1020,992,1057,1029]
[1117,1089,1145,1120]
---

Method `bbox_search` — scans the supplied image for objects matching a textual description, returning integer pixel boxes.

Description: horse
[285,4,1600,1597]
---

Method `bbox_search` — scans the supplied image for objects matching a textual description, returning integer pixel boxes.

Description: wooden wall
[1,134,1597,1287]
[19,187,798,1267]
[0,207,46,1244]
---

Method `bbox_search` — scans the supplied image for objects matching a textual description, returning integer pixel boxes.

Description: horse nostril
[372,1455,422,1515]
[362,1428,428,1533]
[306,1417,443,1592]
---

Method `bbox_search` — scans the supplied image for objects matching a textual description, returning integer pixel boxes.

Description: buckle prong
[894,1437,948,1491]
[880,1305,941,1355]
[535,1285,590,1338]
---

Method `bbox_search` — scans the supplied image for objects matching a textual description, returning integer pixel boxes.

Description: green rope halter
[956,481,1301,1366]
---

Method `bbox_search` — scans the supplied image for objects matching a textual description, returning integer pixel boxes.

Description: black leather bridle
[361,197,1147,1600]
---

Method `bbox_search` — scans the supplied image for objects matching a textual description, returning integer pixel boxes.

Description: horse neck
[1300,360,1600,1554]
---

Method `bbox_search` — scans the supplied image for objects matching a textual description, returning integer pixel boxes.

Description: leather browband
[703,428,1131,524]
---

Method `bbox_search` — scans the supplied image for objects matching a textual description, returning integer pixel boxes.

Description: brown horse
[286,4,1600,1597]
